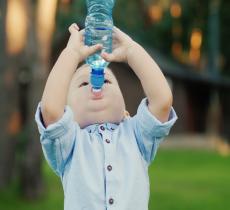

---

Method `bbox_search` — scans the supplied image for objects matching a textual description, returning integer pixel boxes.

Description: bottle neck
[87,4,113,16]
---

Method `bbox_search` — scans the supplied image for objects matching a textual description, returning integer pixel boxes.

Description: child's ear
[124,110,130,117]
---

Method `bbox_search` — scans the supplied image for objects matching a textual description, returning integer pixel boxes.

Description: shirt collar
[85,123,118,133]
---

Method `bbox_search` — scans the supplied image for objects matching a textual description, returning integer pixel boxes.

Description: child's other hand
[66,23,103,62]
[101,27,137,63]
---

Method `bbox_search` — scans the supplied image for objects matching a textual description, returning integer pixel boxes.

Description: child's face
[68,65,126,128]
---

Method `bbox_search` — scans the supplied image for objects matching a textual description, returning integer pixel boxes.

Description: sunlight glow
[170,2,182,18]
[148,4,163,23]
[36,0,58,61]
[6,0,28,54]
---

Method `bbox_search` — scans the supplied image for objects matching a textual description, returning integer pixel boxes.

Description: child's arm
[126,43,172,123]
[101,27,172,122]
[41,24,102,127]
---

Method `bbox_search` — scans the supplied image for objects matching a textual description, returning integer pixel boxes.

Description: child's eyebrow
[74,74,89,83]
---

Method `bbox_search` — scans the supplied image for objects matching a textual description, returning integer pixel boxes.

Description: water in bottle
[84,0,115,91]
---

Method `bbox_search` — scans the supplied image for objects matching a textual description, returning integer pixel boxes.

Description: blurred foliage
[54,0,230,77]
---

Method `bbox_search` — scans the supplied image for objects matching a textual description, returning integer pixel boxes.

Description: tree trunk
[17,1,43,199]
[0,0,21,189]
[19,0,58,199]
[138,0,152,27]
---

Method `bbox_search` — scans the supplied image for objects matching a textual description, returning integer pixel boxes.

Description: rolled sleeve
[132,98,178,164]
[136,98,177,137]
[35,102,77,176]
[35,102,75,139]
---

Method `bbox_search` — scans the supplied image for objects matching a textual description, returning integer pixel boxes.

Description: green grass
[149,149,230,210]
[0,149,230,210]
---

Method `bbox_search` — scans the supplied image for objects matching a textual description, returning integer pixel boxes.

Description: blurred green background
[0,0,230,209]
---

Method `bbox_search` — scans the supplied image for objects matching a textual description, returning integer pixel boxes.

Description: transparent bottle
[85,0,115,91]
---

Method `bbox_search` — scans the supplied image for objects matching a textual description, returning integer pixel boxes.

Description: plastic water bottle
[84,0,115,91]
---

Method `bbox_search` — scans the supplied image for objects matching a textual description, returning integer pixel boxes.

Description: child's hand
[101,27,137,63]
[66,23,103,62]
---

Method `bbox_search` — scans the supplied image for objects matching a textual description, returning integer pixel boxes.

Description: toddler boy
[35,23,177,210]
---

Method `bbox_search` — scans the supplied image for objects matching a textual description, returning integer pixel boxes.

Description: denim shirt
[35,98,177,210]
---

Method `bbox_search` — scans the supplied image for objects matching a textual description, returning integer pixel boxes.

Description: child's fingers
[68,23,79,34]
[113,26,121,32]
[79,29,85,36]
[112,29,119,39]
[112,41,119,48]
[79,29,85,41]
[101,52,115,62]
[112,34,119,42]
[87,44,103,55]
[113,26,125,36]
[113,27,126,42]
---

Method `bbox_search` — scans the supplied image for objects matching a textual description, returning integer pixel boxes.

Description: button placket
[109,198,114,205]
[105,138,110,144]
[104,131,113,175]
[99,125,105,131]
[101,127,112,145]
[107,165,112,171]
[102,127,116,208]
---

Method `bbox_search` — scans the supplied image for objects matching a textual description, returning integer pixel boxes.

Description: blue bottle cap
[90,68,105,90]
